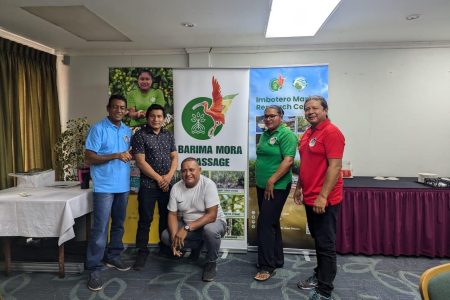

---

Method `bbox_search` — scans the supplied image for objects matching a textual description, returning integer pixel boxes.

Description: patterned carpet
[1,245,449,300]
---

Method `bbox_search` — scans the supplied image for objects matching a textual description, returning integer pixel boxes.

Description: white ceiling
[1,0,450,55]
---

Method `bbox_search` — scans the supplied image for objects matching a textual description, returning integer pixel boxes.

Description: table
[0,183,93,277]
[337,177,450,257]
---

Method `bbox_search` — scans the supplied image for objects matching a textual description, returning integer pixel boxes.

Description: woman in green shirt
[254,105,297,281]
[127,70,166,127]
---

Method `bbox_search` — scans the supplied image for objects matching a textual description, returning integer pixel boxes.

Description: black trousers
[305,202,341,297]
[256,183,291,272]
[135,186,170,254]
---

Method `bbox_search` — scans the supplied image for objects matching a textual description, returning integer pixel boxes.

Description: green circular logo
[182,97,223,140]
[270,78,281,91]
[293,77,307,91]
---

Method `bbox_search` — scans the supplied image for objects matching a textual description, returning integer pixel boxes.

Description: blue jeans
[85,192,129,271]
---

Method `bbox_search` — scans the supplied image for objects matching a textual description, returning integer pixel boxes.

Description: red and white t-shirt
[299,119,345,206]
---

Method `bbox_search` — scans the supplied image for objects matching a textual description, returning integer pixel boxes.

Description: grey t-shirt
[168,175,226,224]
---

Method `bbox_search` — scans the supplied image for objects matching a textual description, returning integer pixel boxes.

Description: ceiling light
[406,14,420,21]
[181,22,195,28]
[266,0,341,38]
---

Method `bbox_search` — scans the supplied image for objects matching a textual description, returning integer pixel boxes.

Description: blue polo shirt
[85,117,132,193]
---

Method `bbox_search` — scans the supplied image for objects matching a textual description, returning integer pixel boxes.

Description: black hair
[145,104,166,118]
[304,95,328,111]
[264,105,284,117]
[137,69,153,80]
[181,157,199,169]
[108,94,127,107]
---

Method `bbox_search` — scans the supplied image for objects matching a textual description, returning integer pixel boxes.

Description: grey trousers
[161,219,226,262]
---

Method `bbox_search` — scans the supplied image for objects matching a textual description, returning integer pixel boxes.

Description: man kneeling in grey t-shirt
[161,157,227,282]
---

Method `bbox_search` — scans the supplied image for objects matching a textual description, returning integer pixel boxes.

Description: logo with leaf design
[269,74,285,92]
[182,77,238,140]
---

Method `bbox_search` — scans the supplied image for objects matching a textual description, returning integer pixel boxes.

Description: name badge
[309,137,317,147]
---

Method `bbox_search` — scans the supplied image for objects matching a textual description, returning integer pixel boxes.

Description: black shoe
[87,271,103,291]
[202,261,217,282]
[308,289,335,300]
[297,274,318,290]
[105,257,131,271]
[133,252,148,271]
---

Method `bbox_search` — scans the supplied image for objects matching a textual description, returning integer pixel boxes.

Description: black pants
[305,202,341,297]
[135,186,170,254]
[256,183,291,272]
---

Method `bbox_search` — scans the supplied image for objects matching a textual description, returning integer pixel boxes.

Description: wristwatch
[184,225,190,232]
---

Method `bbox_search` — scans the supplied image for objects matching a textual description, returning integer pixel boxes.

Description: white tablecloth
[0,183,93,245]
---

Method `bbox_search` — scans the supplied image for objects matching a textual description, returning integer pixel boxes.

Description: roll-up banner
[109,67,174,244]
[173,69,250,250]
[248,65,329,250]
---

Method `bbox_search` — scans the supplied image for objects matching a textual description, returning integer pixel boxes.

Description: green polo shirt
[127,88,165,127]
[255,124,297,189]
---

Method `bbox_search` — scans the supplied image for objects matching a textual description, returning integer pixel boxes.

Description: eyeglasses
[263,114,279,120]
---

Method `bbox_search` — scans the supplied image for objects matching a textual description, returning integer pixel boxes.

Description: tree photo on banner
[173,69,249,250]
[109,67,174,244]
[249,65,328,250]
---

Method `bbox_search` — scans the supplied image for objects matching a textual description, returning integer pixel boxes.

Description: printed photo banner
[248,65,329,250]
[174,69,249,250]
[109,67,174,244]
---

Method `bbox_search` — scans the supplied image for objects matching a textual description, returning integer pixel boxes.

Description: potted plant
[54,117,90,181]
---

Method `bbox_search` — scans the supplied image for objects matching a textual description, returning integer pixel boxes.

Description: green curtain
[0,37,61,190]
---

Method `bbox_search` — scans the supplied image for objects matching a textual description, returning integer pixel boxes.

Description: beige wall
[61,47,450,177]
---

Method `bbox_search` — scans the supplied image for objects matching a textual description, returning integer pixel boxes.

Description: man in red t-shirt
[294,95,345,300]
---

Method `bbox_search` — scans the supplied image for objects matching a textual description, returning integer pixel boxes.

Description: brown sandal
[254,270,276,281]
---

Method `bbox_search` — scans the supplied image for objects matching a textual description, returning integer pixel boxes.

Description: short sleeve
[131,130,145,154]
[167,185,178,212]
[170,133,176,153]
[204,180,220,209]
[324,131,345,159]
[155,89,166,107]
[126,90,137,109]
[279,131,298,158]
[85,125,102,153]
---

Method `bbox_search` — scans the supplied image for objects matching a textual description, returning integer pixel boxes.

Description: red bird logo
[277,74,285,88]
[193,76,226,137]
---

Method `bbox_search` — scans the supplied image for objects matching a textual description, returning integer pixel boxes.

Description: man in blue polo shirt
[84,94,133,291]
